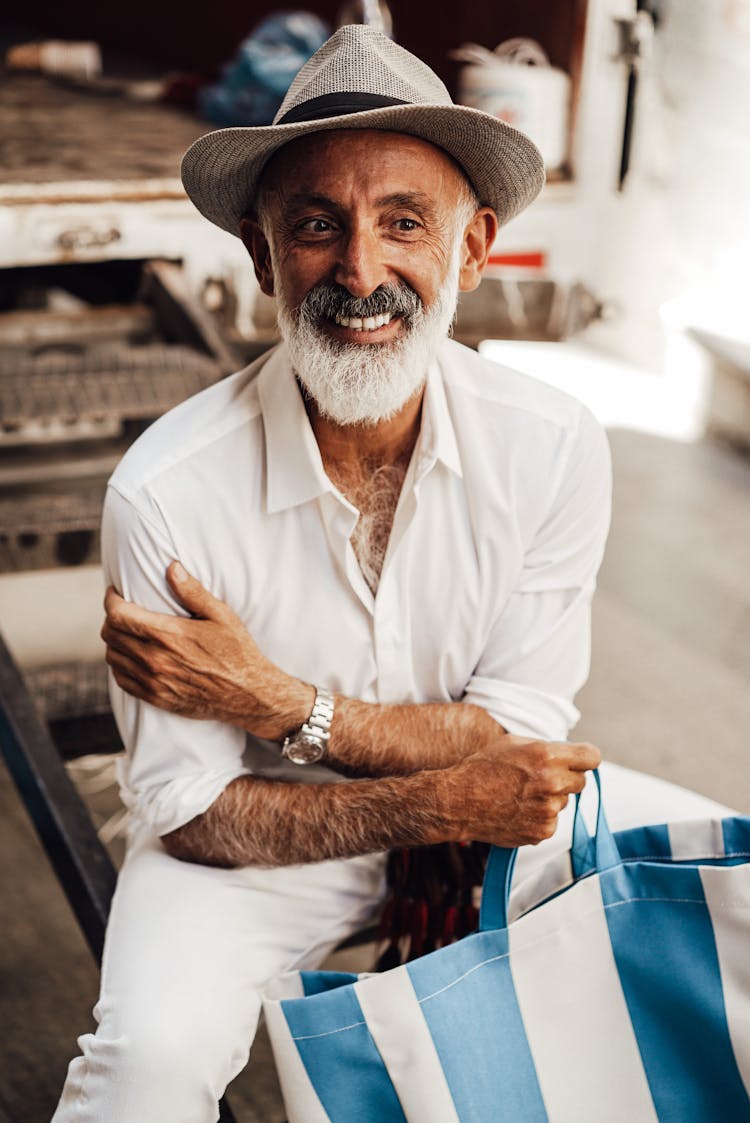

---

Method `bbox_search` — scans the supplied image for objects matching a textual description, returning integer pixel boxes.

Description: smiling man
[53,26,611,1122]
[247,130,484,433]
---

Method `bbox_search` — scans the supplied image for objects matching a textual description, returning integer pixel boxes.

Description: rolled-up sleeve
[462,406,612,741]
[102,485,250,836]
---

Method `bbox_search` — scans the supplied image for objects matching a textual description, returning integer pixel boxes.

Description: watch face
[284,734,326,766]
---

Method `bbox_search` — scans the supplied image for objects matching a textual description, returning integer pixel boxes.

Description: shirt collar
[258,340,464,514]
[418,347,463,479]
[258,345,332,514]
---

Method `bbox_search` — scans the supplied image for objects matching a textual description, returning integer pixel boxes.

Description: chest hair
[326,459,409,594]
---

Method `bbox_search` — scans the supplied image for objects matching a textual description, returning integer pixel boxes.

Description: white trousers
[52,830,388,1123]
[52,763,732,1123]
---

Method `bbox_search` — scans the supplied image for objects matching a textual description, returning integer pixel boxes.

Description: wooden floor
[577,428,750,812]
[1,426,749,1122]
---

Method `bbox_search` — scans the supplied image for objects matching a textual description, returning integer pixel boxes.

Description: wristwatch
[281,687,335,765]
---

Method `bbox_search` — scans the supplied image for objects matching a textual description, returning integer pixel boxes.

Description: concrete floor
[2,426,749,1122]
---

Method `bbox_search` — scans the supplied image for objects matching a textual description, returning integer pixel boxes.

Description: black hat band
[277,92,408,125]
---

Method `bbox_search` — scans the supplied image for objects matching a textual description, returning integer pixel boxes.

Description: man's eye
[394,218,420,232]
[298,218,334,235]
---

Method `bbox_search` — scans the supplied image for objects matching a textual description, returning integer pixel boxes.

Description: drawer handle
[57,226,122,251]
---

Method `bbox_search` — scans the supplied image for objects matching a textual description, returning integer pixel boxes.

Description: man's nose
[334,228,390,298]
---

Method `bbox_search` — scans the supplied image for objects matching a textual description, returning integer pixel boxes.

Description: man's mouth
[300,282,420,340]
[332,311,394,333]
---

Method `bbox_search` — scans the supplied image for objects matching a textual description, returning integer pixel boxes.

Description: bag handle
[478,769,621,932]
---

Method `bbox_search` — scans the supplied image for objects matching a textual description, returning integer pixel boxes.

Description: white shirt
[102,339,612,836]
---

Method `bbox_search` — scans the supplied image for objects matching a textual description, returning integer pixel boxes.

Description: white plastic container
[6,40,102,80]
[454,39,571,172]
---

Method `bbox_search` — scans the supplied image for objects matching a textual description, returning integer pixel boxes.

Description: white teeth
[334,312,394,331]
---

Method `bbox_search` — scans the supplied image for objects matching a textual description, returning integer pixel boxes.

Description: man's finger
[533,816,560,844]
[104,639,150,680]
[102,625,142,661]
[110,666,149,702]
[167,561,226,622]
[103,585,126,620]
[566,741,602,771]
[104,586,180,639]
[562,770,588,796]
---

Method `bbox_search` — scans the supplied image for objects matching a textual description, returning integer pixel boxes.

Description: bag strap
[479,768,621,932]
[570,769,620,878]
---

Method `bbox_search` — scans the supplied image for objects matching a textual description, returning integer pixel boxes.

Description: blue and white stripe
[264,814,750,1123]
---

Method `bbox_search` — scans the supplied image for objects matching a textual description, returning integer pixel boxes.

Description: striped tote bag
[263,773,750,1122]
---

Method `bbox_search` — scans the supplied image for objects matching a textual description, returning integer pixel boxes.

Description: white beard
[274,258,461,427]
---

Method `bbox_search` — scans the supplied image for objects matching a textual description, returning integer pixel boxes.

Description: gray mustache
[299,282,422,324]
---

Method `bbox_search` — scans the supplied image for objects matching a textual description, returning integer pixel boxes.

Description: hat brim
[181,103,545,236]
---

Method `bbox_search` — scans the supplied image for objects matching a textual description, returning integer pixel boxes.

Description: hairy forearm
[326,697,506,777]
[162,734,602,867]
[161,769,452,868]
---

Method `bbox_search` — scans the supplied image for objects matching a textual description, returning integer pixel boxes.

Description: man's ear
[240,218,275,297]
[458,208,499,293]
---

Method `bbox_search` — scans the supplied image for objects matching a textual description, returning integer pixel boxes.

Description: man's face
[242,130,494,426]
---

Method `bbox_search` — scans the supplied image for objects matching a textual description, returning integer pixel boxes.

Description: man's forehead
[258,128,469,202]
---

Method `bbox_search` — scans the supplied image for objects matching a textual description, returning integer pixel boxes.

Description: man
[53,25,650,1122]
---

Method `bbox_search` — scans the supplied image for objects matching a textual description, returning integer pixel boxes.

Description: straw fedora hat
[181,25,545,237]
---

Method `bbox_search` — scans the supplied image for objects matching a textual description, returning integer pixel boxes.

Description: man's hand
[102,562,313,739]
[440,735,601,848]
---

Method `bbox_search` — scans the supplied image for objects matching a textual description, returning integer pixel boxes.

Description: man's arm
[104,561,601,866]
[161,737,599,867]
[102,562,512,777]
[105,564,601,864]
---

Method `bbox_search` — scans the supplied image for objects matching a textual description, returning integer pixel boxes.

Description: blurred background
[1,1,749,1119]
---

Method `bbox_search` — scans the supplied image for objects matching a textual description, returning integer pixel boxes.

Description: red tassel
[441,904,458,946]
[409,900,429,960]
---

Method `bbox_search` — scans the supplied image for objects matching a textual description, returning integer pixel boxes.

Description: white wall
[585,0,750,370]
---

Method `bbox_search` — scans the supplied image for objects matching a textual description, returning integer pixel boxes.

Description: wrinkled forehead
[256,128,475,211]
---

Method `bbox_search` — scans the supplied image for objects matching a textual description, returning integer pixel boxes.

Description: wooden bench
[0,632,240,1122]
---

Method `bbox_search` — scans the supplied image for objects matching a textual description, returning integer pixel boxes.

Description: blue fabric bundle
[199,12,330,127]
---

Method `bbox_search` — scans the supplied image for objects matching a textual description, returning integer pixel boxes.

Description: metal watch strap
[299,687,334,742]
[281,687,334,764]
